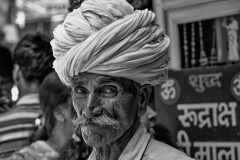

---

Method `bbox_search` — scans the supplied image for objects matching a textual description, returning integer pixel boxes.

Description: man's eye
[75,87,84,93]
[100,86,118,98]
[73,87,88,97]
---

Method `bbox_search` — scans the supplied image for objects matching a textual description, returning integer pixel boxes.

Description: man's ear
[53,106,65,123]
[12,64,20,85]
[137,84,152,117]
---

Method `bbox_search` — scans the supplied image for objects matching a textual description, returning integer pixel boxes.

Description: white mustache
[72,114,121,130]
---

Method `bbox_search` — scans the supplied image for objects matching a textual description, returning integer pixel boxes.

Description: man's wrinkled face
[71,72,140,147]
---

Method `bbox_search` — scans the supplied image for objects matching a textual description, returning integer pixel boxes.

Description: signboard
[155,65,240,160]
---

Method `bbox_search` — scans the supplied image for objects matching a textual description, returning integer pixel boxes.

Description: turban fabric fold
[51,0,170,86]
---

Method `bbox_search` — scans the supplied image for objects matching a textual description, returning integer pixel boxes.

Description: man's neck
[18,81,39,98]
[93,119,140,160]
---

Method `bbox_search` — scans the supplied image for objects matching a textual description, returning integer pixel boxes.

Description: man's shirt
[0,94,41,159]
[88,124,195,160]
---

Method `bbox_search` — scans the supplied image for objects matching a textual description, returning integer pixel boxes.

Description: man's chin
[81,125,115,147]
[82,132,107,147]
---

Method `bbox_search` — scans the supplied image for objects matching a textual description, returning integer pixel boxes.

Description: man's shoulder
[0,103,41,123]
[0,103,42,159]
[0,102,42,136]
[143,138,194,160]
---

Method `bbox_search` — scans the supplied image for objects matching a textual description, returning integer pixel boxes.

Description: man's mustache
[72,114,121,130]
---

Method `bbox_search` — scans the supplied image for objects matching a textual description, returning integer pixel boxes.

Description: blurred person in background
[68,0,83,12]
[0,45,14,113]
[140,106,157,132]
[151,124,177,149]
[0,33,54,158]
[57,134,92,160]
[140,107,177,149]
[7,71,91,160]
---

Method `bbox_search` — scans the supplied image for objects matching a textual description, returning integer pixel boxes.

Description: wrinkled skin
[71,72,143,147]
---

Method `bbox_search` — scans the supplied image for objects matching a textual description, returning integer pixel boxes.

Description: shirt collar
[118,124,150,160]
[16,93,39,105]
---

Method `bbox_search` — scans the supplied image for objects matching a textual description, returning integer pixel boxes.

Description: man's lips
[81,123,111,129]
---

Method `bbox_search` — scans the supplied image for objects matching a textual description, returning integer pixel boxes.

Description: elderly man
[51,0,194,160]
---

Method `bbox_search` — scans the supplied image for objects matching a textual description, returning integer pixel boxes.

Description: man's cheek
[72,99,83,116]
[112,99,132,115]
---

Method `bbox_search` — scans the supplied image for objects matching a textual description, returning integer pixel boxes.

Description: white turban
[51,0,170,86]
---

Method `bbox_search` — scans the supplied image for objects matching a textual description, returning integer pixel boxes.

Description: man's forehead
[73,72,122,85]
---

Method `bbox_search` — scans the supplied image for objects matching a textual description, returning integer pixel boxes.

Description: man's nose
[82,93,102,118]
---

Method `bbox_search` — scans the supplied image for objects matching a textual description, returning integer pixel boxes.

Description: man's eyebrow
[98,76,121,84]
[72,81,85,86]
[72,76,87,86]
